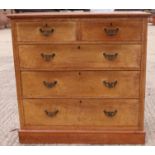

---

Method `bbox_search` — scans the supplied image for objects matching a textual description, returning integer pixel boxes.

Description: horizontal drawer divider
[19,69,141,72]
[19,129,145,134]
[22,97,140,99]
[24,124,139,128]
[16,41,143,45]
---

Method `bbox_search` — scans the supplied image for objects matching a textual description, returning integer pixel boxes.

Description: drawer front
[21,71,140,98]
[81,19,142,41]
[19,44,141,70]
[23,99,139,127]
[16,22,76,42]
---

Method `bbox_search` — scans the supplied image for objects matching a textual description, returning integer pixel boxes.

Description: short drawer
[81,19,142,41]
[21,71,140,98]
[23,99,139,127]
[16,21,76,42]
[19,44,141,70]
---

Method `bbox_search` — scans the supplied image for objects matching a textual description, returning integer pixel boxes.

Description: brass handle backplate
[104,110,117,117]
[104,27,119,36]
[103,53,118,61]
[41,53,55,62]
[45,109,59,117]
[103,80,117,88]
[40,24,54,36]
[43,80,57,88]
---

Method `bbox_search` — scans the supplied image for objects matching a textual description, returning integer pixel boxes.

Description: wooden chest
[8,12,149,144]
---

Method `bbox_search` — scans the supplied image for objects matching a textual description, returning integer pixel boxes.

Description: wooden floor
[0,25,155,145]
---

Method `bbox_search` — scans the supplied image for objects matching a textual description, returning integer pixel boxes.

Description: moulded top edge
[8,11,151,19]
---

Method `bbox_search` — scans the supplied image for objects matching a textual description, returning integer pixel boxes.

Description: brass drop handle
[43,80,57,88]
[104,27,119,36]
[103,53,118,61]
[40,24,54,36]
[41,53,55,62]
[45,109,59,117]
[104,110,117,117]
[103,80,117,88]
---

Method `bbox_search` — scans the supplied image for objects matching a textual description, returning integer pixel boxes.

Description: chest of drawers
[9,12,149,144]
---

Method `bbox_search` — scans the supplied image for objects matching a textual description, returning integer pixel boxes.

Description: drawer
[21,71,140,98]
[81,19,142,41]
[19,44,141,70]
[23,99,139,127]
[16,22,76,42]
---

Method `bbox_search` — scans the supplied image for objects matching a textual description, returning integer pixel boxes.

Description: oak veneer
[19,130,145,144]
[23,99,139,127]
[21,71,140,98]
[81,19,142,41]
[19,44,141,70]
[16,21,77,42]
[8,12,149,144]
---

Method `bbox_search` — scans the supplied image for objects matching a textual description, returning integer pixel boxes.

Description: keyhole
[77,46,81,49]
[110,23,113,26]
[79,100,82,103]
[78,72,81,75]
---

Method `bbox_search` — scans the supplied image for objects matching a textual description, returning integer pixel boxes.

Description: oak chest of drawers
[9,12,149,144]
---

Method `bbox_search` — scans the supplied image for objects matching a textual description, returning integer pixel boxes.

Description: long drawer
[23,99,139,127]
[21,71,140,98]
[19,44,141,70]
[16,21,77,42]
[81,19,142,41]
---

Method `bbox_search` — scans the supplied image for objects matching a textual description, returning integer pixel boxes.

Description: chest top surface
[8,11,150,19]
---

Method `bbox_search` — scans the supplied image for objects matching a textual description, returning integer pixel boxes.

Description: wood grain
[23,98,139,127]
[19,130,145,144]
[8,12,149,144]
[18,44,141,70]
[16,21,77,42]
[10,20,25,128]
[138,18,148,129]
[8,11,150,19]
[81,19,142,41]
[21,71,140,98]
